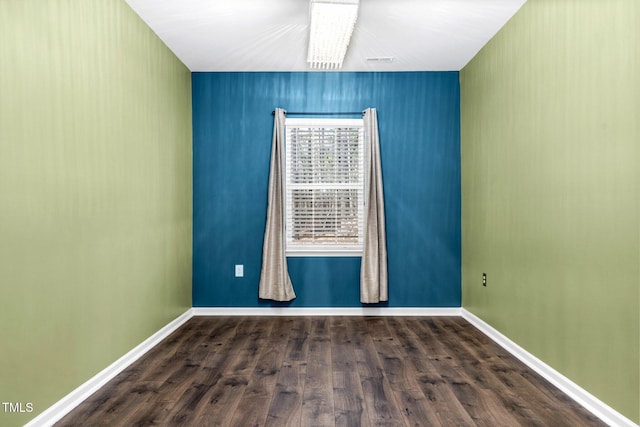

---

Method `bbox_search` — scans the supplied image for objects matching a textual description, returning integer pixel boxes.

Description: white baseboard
[192,306,462,317]
[24,309,194,427]
[461,308,638,427]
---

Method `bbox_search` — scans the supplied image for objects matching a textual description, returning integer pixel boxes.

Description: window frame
[284,117,365,257]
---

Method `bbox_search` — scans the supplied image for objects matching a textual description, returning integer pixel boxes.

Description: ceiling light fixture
[307,0,360,70]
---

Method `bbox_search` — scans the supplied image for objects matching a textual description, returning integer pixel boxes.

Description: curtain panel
[360,108,388,303]
[258,108,296,301]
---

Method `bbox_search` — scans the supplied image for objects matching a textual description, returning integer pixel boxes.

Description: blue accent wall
[192,72,460,307]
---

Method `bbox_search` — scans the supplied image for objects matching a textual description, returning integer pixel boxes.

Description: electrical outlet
[235,264,244,278]
[482,273,487,287]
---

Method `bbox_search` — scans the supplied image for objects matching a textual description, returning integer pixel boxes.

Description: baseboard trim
[192,307,462,316]
[24,309,194,427]
[461,309,638,427]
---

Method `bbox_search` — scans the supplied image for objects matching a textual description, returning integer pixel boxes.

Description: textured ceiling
[124,0,526,72]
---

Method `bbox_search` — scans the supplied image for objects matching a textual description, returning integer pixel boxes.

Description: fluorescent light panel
[307,0,359,69]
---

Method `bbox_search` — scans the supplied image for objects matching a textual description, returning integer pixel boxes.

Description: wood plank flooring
[56,316,605,427]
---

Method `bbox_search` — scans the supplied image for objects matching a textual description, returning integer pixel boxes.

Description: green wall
[461,0,639,423]
[0,1,192,426]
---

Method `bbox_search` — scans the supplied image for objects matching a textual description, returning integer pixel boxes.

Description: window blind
[285,118,364,254]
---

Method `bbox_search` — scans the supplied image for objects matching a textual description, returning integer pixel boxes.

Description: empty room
[1,0,638,426]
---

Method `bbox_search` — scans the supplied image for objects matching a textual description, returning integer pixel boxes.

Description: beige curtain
[361,108,388,303]
[259,108,296,301]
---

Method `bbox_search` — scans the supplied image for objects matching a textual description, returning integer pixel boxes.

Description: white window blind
[285,118,364,256]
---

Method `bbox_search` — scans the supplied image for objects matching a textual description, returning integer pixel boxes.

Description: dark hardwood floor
[56,316,605,426]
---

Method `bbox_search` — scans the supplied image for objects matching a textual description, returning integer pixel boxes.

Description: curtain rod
[271,110,365,116]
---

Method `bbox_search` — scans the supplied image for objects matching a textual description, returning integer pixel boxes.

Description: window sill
[286,250,362,258]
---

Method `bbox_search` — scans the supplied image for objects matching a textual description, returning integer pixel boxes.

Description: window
[285,118,364,256]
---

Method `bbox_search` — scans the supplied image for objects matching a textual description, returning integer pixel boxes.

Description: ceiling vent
[366,57,394,63]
